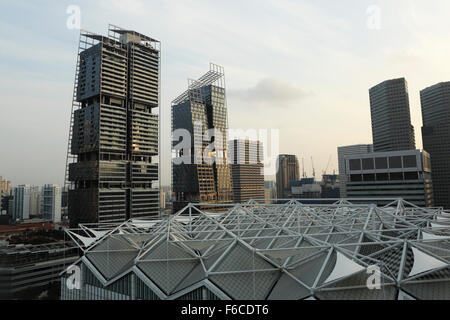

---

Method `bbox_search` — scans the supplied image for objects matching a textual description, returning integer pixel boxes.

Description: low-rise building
[345,149,433,207]
[0,242,79,299]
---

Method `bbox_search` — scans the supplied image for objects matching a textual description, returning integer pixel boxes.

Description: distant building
[369,78,416,152]
[160,189,166,210]
[42,184,62,223]
[338,144,374,198]
[1,195,11,214]
[264,181,276,202]
[29,186,41,218]
[321,174,340,199]
[0,242,78,299]
[345,150,433,207]
[13,185,31,221]
[421,81,450,209]
[229,140,265,203]
[276,155,300,199]
[172,64,233,211]
[291,178,322,199]
[0,177,11,196]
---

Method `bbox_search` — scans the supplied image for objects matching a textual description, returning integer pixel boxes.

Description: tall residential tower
[66,26,160,227]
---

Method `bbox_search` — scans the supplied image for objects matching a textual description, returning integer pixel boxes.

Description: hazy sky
[1,0,450,187]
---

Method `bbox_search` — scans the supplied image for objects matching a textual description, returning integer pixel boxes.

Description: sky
[1,0,450,187]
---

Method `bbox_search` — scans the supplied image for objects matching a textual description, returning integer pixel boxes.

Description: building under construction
[172,64,233,212]
[66,25,160,228]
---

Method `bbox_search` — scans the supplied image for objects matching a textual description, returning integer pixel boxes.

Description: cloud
[229,78,313,107]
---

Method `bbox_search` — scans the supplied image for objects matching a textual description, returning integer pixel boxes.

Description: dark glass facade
[369,78,416,152]
[421,81,450,209]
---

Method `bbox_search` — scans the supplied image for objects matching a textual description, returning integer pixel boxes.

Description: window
[403,155,417,168]
[350,174,363,182]
[376,173,389,181]
[362,158,375,170]
[389,156,402,169]
[390,172,403,181]
[349,159,361,171]
[375,157,388,169]
[363,174,376,182]
[404,172,419,180]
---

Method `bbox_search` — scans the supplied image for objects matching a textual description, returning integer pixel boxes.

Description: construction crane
[323,155,332,176]
[302,158,307,179]
[311,157,316,180]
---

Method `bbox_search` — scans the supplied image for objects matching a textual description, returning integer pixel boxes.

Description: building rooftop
[63,199,450,300]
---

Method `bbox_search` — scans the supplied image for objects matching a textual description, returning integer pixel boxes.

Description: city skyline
[3,1,450,187]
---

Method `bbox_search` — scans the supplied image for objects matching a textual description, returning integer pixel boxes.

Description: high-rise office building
[13,185,31,221]
[42,184,62,223]
[66,25,160,227]
[172,64,233,212]
[276,155,300,199]
[228,140,265,203]
[369,78,416,152]
[338,144,374,198]
[421,81,450,209]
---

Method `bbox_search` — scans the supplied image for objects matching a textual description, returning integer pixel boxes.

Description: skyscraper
[172,64,233,212]
[13,185,31,221]
[338,144,374,198]
[276,155,300,199]
[421,81,450,209]
[369,78,416,152]
[229,139,265,203]
[29,186,41,217]
[42,184,62,223]
[66,25,160,227]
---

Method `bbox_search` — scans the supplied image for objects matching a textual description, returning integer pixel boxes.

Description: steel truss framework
[62,199,450,300]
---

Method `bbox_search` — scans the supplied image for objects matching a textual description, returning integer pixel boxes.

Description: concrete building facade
[338,144,374,198]
[369,78,416,152]
[42,184,62,223]
[0,243,78,299]
[421,81,450,209]
[29,186,41,218]
[13,185,31,221]
[345,149,433,207]
[229,140,265,203]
